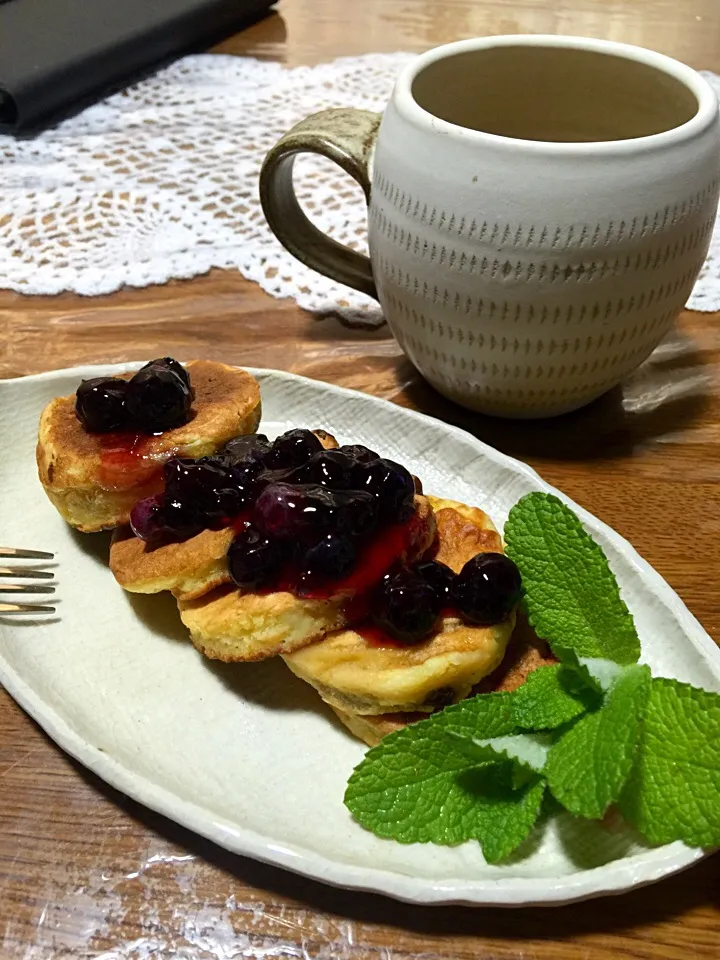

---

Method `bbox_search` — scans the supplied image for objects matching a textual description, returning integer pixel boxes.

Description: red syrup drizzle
[97,430,166,490]
[297,511,426,602]
[118,435,429,617]
[246,511,427,605]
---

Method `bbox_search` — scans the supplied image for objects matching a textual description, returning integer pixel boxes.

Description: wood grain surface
[1,1,720,957]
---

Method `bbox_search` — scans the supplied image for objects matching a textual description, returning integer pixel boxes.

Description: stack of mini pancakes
[38,361,552,746]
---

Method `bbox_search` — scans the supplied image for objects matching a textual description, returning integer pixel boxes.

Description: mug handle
[259,108,382,300]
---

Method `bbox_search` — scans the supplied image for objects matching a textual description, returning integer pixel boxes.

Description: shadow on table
[308,320,714,463]
[399,327,713,464]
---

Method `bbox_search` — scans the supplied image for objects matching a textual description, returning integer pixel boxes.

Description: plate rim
[0,362,714,907]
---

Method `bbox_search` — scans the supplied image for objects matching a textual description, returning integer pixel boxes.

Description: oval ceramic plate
[0,364,718,907]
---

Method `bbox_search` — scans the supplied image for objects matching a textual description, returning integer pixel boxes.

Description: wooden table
[2,1,719,956]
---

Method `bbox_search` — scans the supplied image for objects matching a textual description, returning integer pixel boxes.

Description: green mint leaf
[545,664,651,819]
[344,691,546,862]
[426,690,519,738]
[574,657,626,693]
[619,678,720,848]
[551,651,625,695]
[456,764,546,864]
[504,493,641,665]
[344,693,517,846]
[447,730,553,773]
[551,648,604,694]
[511,664,601,730]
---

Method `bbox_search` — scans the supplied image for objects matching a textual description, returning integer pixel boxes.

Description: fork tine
[0,602,56,614]
[0,566,54,580]
[0,548,54,560]
[0,583,56,594]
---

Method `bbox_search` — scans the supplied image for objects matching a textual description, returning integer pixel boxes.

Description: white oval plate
[0,364,718,907]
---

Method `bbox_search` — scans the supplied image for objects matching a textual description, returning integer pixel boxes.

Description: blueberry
[210,486,246,524]
[164,456,222,494]
[356,458,415,524]
[423,687,456,709]
[222,434,272,467]
[75,377,128,433]
[374,567,442,643]
[339,444,380,464]
[228,457,268,495]
[253,482,338,541]
[126,364,192,433]
[135,357,191,393]
[228,525,283,589]
[130,489,204,542]
[164,455,228,501]
[334,489,378,537]
[162,497,205,540]
[129,494,166,541]
[203,454,233,471]
[163,456,245,525]
[294,450,358,490]
[414,560,456,603]
[301,533,357,582]
[265,429,323,470]
[250,465,300,499]
[451,553,522,625]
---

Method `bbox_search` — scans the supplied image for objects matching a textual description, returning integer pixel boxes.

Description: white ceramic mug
[260,36,720,417]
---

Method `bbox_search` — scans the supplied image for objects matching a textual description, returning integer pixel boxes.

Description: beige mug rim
[395,35,719,155]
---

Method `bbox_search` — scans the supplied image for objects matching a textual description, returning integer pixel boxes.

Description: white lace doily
[1,54,719,319]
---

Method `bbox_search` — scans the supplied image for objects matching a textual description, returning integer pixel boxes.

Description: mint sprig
[545,664,651,819]
[457,766,546,864]
[619,678,720,847]
[344,492,720,862]
[504,493,641,665]
[511,663,600,730]
[345,709,547,862]
[344,695,518,850]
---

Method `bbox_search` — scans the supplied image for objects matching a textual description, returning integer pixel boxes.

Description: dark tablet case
[0,0,275,133]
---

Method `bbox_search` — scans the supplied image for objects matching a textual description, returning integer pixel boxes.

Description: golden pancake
[329,707,425,747]
[473,611,558,695]
[110,525,236,601]
[37,361,261,532]
[109,430,340,601]
[282,496,515,715]
[180,585,350,662]
[330,620,557,746]
[178,495,436,662]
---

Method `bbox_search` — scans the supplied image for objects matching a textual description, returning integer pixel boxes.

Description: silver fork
[0,548,56,614]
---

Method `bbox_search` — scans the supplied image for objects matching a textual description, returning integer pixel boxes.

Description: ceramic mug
[260,35,720,417]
